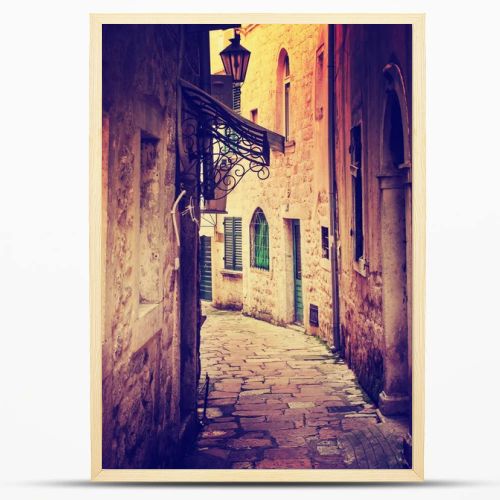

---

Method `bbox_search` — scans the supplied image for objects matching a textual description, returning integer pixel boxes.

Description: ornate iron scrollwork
[179,79,272,201]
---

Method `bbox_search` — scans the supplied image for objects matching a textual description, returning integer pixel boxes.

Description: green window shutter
[233,218,242,271]
[224,217,242,271]
[224,217,234,270]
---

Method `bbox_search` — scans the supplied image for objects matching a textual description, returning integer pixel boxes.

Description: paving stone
[288,401,315,409]
[205,407,223,418]
[214,382,242,392]
[271,385,297,393]
[316,445,342,456]
[264,447,309,459]
[201,447,230,460]
[204,421,239,431]
[342,416,378,430]
[241,421,295,431]
[183,306,410,470]
[232,461,254,469]
[240,389,270,396]
[197,438,228,447]
[201,428,232,438]
[239,416,266,423]
[210,416,235,423]
[228,438,273,449]
[207,398,238,406]
[242,382,270,390]
[228,449,262,462]
[233,409,284,417]
[272,434,306,447]
[256,458,312,469]
[265,377,289,385]
[319,427,341,439]
[236,403,287,411]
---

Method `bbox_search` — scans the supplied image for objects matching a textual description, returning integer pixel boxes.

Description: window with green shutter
[223,217,242,271]
[250,208,270,270]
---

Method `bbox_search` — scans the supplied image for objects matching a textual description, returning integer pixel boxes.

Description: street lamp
[219,33,251,84]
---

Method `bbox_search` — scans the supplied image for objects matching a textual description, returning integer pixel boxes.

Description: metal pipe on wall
[328,24,342,352]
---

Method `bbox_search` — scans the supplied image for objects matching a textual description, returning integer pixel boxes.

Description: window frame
[283,55,291,141]
[349,123,367,276]
[250,209,270,271]
[321,226,329,260]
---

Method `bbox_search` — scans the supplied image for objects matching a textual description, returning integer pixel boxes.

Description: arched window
[383,90,405,169]
[276,49,291,141]
[283,55,290,140]
[381,63,411,171]
[250,208,269,270]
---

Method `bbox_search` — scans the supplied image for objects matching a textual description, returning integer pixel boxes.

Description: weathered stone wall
[206,24,412,407]
[207,25,334,344]
[333,24,412,401]
[102,25,200,468]
[240,24,333,343]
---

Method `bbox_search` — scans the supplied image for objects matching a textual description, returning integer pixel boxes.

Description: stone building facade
[100,22,412,470]
[333,24,412,411]
[203,24,334,345]
[101,22,285,469]
[202,24,412,416]
[102,24,203,468]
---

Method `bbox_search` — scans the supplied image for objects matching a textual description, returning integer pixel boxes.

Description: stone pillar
[402,164,412,411]
[378,171,410,415]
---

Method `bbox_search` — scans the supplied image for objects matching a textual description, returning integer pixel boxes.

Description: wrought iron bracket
[178,79,284,201]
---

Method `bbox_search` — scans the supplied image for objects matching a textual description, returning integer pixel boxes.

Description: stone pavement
[180,306,409,469]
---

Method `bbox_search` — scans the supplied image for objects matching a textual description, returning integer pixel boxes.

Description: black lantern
[219,33,251,84]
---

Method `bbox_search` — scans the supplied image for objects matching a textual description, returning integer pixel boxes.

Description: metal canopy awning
[178,78,285,204]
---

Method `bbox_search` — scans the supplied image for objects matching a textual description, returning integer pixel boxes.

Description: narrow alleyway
[181,306,409,469]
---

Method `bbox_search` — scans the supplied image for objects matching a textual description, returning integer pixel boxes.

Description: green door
[200,236,212,301]
[292,220,303,324]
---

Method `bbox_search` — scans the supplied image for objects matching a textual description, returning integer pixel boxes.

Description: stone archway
[377,63,412,416]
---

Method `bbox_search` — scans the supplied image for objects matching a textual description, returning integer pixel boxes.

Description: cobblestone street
[181,306,409,469]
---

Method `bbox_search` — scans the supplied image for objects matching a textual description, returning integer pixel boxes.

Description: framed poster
[90,13,425,482]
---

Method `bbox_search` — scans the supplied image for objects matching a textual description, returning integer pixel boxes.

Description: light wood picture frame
[90,13,425,482]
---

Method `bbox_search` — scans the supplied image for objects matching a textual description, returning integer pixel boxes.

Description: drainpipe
[328,25,342,352]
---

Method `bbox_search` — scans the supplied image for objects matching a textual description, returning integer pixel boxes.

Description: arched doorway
[378,63,412,416]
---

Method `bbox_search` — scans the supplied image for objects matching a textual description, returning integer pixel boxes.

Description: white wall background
[0,1,499,499]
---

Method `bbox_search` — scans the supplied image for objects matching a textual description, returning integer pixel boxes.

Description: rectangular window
[350,125,364,261]
[309,304,319,327]
[223,217,242,271]
[321,226,329,259]
[250,108,258,124]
